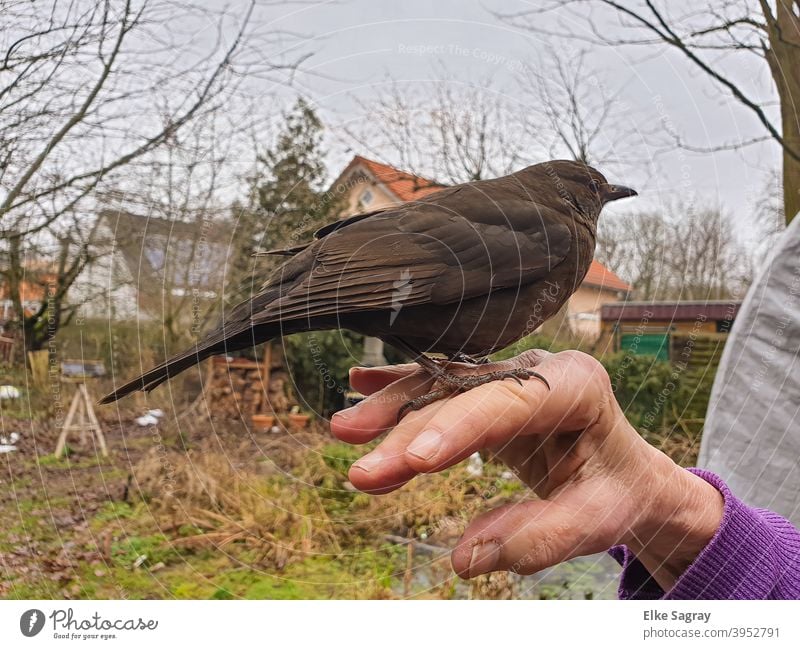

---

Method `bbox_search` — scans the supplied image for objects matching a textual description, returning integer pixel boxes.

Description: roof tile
[583,259,631,293]
[352,156,445,202]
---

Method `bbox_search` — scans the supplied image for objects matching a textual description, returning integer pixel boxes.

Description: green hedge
[602,353,677,431]
[602,352,714,435]
[494,333,715,436]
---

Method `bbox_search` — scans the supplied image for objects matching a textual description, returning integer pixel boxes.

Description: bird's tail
[98,323,276,404]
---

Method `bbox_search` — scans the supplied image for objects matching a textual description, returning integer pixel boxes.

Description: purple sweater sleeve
[609,468,800,599]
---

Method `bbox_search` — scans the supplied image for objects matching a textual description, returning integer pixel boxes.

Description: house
[597,299,742,360]
[331,155,632,354]
[331,155,447,214]
[72,209,230,322]
[0,264,58,325]
[568,261,632,340]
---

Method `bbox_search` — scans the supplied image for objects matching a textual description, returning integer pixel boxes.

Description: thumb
[451,485,620,578]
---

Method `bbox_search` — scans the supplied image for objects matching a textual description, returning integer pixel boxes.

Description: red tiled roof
[350,156,445,202]
[583,260,631,293]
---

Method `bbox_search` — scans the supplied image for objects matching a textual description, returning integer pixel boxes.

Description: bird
[99,160,636,412]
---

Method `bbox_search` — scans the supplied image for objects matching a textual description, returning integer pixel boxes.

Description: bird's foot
[396,388,456,421]
[397,367,550,422]
[435,367,549,391]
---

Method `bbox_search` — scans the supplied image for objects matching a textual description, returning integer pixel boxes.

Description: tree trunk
[784,138,800,225]
[23,299,58,354]
[778,27,800,224]
[765,1,800,224]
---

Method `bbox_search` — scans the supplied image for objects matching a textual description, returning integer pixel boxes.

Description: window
[359,189,373,207]
[142,234,167,273]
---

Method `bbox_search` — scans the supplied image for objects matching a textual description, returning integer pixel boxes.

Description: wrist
[622,445,724,591]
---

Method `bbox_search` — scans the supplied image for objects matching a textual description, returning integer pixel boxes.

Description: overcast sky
[240,0,780,243]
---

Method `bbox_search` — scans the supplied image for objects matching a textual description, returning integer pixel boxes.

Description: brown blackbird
[99,160,636,408]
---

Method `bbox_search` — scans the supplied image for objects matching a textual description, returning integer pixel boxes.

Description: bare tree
[670,206,751,299]
[343,77,527,183]
[517,48,662,172]
[596,203,751,300]
[0,0,302,355]
[499,1,800,224]
[106,115,237,350]
[752,167,785,255]
[345,55,658,188]
[596,211,669,298]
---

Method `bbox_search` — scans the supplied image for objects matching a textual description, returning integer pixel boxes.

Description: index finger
[331,367,435,444]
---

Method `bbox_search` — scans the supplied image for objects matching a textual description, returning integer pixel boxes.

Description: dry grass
[130,430,518,574]
[133,439,333,569]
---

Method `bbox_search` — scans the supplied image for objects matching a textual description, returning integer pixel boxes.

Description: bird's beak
[602,184,638,202]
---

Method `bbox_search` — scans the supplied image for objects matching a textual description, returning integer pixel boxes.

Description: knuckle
[474,381,536,430]
[555,350,612,398]
[432,399,490,444]
[515,348,550,367]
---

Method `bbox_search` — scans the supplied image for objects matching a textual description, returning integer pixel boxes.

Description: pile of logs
[204,342,297,419]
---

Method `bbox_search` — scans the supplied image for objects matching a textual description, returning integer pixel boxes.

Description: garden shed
[598,300,742,361]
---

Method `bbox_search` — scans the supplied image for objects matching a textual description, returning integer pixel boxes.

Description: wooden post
[27,349,49,388]
[54,385,81,458]
[403,533,414,598]
[77,389,87,445]
[82,383,108,456]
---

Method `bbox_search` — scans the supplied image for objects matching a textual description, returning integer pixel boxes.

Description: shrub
[282,330,363,416]
[602,352,677,431]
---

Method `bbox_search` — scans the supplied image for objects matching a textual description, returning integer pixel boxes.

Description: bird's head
[538,160,637,229]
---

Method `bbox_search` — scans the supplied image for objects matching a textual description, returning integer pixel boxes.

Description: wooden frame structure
[54,360,108,458]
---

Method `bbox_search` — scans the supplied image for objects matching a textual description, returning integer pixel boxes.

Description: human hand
[330,350,723,591]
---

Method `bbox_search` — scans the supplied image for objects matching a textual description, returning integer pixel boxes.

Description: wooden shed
[597,300,742,360]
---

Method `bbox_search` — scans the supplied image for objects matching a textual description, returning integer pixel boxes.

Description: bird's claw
[396,366,550,422]
[396,388,456,423]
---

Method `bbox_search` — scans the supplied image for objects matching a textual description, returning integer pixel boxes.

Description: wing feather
[252,197,572,325]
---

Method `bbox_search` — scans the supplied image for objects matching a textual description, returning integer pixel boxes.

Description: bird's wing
[251,199,572,324]
[253,243,309,257]
[312,205,395,239]
[255,207,397,257]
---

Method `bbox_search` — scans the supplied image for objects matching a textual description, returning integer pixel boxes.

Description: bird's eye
[588,179,601,193]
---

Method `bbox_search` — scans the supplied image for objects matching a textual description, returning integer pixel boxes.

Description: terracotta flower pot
[288,413,310,430]
[251,414,275,432]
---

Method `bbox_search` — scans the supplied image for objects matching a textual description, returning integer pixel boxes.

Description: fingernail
[351,451,383,473]
[407,429,441,461]
[468,541,501,577]
[333,403,361,421]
